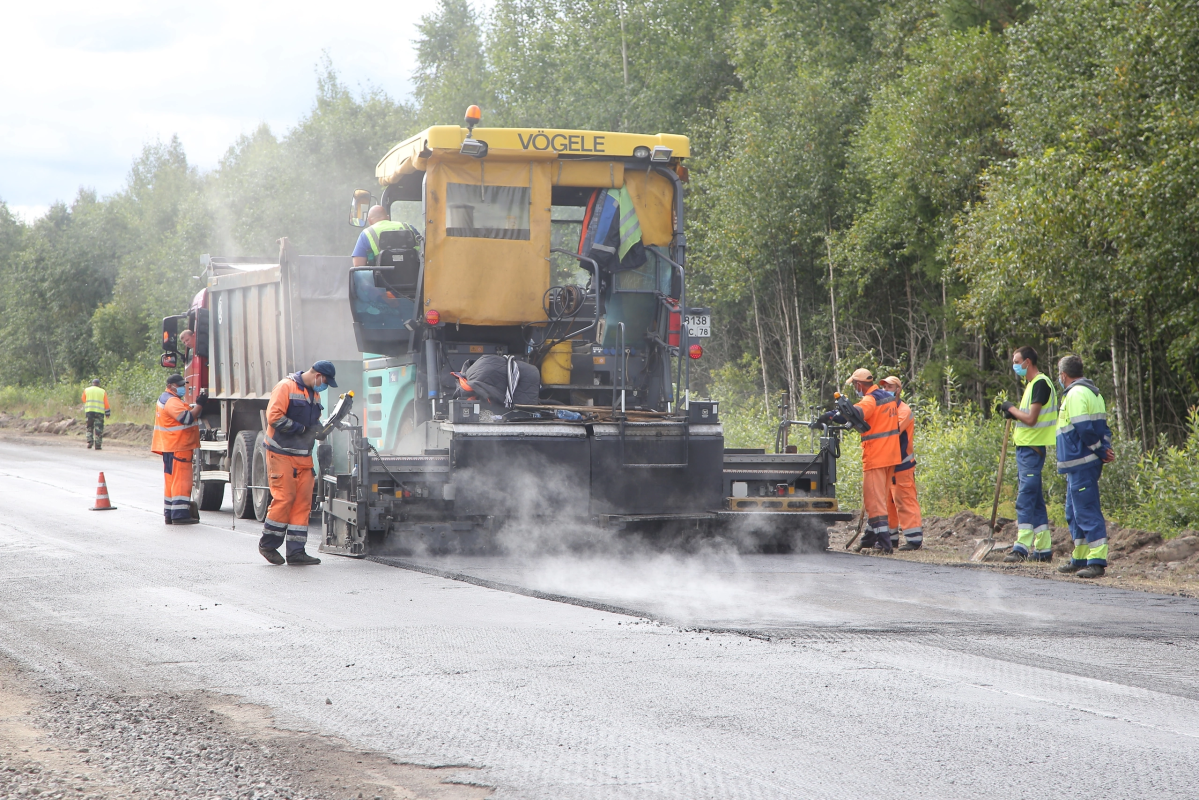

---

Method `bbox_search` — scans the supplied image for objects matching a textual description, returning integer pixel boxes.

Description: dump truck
[161,114,852,554]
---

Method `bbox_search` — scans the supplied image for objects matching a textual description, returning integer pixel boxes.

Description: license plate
[685,314,711,338]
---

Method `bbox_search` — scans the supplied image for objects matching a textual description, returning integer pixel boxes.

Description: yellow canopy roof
[376,125,689,186]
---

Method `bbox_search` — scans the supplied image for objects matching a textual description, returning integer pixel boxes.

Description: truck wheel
[252,432,273,522]
[230,430,257,519]
[191,449,225,511]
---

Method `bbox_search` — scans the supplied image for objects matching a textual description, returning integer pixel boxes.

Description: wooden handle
[990,419,1013,534]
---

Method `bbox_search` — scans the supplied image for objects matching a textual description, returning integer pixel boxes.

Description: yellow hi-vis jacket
[1012,372,1058,447]
[82,385,109,414]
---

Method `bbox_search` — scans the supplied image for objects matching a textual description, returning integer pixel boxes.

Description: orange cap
[846,368,873,384]
[880,376,902,393]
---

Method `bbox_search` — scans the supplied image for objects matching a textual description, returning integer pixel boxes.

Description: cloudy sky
[1,0,479,222]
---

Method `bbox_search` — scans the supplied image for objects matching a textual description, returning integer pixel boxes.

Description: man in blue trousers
[1053,355,1115,579]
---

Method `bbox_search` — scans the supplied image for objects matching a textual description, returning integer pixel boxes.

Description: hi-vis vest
[365,221,420,264]
[857,386,902,470]
[82,385,108,414]
[1013,372,1058,447]
[151,393,199,454]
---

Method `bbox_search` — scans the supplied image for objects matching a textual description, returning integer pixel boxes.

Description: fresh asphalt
[0,438,1196,798]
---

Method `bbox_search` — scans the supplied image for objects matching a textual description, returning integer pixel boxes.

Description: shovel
[970,417,1013,562]
[844,508,868,551]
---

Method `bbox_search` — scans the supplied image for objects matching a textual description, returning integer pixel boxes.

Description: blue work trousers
[1064,464,1108,567]
[1013,446,1053,559]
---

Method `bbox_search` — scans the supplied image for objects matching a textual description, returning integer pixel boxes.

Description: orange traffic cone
[91,472,117,511]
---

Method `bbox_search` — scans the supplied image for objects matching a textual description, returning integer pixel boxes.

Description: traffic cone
[91,472,117,511]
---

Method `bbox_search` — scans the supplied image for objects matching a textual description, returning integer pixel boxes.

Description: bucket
[541,341,573,385]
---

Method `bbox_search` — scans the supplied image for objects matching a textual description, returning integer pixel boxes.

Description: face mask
[1057,377,1066,389]
[1013,362,1028,378]
[315,379,328,393]
[175,386,186,397]
[854,388,864,398]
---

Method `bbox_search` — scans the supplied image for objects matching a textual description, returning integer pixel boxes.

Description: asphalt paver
[0,439,1197,798]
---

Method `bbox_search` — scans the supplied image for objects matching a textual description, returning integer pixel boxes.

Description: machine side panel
[589,424,724,516]
[448,428,591,520]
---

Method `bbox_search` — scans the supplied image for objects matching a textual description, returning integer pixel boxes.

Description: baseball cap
[312,360,338,388]
[845,368,873,384]
[880,376,902,393]
[166,374,185,386]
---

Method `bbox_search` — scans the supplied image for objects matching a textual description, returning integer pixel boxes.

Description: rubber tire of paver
[251,431,273,523]
[192,449,225,511]
[230,430,258,520]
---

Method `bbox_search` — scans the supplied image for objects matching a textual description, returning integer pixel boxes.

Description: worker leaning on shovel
[151,374,201,525]
[813,368,902,553]
[257,362,336,567]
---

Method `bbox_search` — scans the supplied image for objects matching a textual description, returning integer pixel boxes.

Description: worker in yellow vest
[81,379,111,450]
[1000,346,1058,562]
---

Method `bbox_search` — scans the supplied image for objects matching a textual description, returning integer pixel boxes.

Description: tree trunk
[747,278,770,415]
[1135,333,1146,451]
[825,235,839,366]
[942,274,951,407]
[1109,330,1123,437]
[906,269,916,381]
[793,272,807,410]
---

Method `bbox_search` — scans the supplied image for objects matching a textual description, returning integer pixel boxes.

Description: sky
[0,0,481,223]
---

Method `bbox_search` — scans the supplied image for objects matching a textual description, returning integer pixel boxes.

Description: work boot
[1003,551,1026,563]
[87,442,93,449]
[286,550,321,566]
[1076,565,1106,579]
[259,546,285,566]
[173,517,199,526]
[1031,552,1054,563]
[164,516,173,525]
[94,445,101,450]
[1057,561,1084,574]
[898,542,922,552]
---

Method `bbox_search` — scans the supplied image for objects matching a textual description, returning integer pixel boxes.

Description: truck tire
[252,431,272,522]
[230,430,257,519]
[191,449,225,511]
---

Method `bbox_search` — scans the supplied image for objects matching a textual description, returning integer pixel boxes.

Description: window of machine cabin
[445,183,531,240]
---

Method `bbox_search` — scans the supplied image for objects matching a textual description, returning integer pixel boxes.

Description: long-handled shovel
[970,418,1013,562]
[844,508,868,551]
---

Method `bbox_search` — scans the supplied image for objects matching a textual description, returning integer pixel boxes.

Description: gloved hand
[809,410,835,429]
[104,410,111,418]
[1000,401,1016,420]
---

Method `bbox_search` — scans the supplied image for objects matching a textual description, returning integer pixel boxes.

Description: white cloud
[0,0,486,218]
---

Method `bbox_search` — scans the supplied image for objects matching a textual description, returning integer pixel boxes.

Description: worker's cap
[879,376,902,393]
[312,360,338,388]
[91,378,100,385]
[845,368,874,384]
[166,374,185,386]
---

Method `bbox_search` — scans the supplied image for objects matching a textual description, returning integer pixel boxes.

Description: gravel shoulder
[0,659,490,800]
[827,510,1198,597]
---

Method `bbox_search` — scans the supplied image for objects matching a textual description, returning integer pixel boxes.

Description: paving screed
[0,438,1196,798]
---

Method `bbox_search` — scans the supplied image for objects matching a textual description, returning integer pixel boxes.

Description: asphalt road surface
[1,437,1197,798]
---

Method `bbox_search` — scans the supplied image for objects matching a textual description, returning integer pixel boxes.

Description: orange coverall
[259,375,321,555]
[887,398,923,547]
[854,386,902,551]
[150,391,199,522]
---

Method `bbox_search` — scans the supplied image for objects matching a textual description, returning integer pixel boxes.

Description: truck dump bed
[207,248,361,399]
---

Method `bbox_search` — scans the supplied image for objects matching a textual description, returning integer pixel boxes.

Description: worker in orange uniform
[879,376,922,551]
[151,374,201,525]
[257,361,337,566]
[813,368,901,552]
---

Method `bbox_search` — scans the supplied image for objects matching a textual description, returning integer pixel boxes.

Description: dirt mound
[0,412,152,445]
[827,510,1197,594]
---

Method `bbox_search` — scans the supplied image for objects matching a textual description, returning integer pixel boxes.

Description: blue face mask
[1057,377,1066,389]
[175,386,186,397]
[1013,362,1028,378]
[315,380,328,393]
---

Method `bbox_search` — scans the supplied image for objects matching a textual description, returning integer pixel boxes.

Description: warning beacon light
[461,105,488,158]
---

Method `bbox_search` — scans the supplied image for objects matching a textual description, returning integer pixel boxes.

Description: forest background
[1,0,1196,532]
